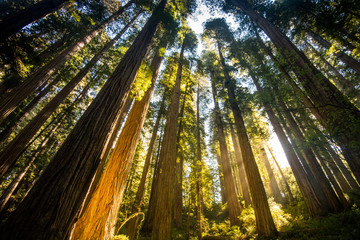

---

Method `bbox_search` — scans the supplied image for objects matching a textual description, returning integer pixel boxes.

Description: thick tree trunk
[0,1,165,238]
[0,1,133,123]
[232,0,360,183]
[267,146,294,202]
[229,123,252,207]
[126,93,165,240]
[260,147,286,205]
[150,38,185,240]
[173,85,189,229]
[0,0,70,41]
[218,43,276,235]
[0,15,137,177]
[71,44,165,240]
[210,71,242,226]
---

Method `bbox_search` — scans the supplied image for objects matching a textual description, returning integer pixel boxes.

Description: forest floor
[115,197,360,240]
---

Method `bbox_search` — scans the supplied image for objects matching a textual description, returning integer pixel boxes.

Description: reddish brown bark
[0,1,165,238]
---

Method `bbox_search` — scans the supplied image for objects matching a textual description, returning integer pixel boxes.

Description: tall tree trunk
[232,0,360,183]
[312,148,350,208]
[215,150,227,204]
[71,43,165,240]
[210,70,242,226]
[126,93,166,240]
[304,40,360,108]
[0,0,70,41]
[260,147,286,205]
[228,122,252,207]
[307,30,360,74]
[0,1,166,238]
[0,120,60,213]
[252,76,330,217]
[173,85,189,229]
[217,42,276,235]
[267,146,294,202]
[0,1,134,122]
[0,74,61,144]
[150,37,185,240]
[0,14,138,177]
[196,84,203,240]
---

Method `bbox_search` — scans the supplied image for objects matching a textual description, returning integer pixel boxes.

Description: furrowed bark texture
[127,93,166,240]
[0,15,137,177]
[210,71,242,226]
[151,40,185,240]
[71,44,164,240]
[218,42,276,236]
[0,1,133,122]
[232,0,360,183]
[0,1,165,238]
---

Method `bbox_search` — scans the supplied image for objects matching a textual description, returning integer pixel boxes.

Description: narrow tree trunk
[71,43,165,240]
[229,122,252,207]
[0,1,134,122]
[0,0,70,41]
[325,145,359,189]
[210,71,242,226]
[304,40,360,107]
[0,120,60,213]
[150,35,185,240]
[313,148,350,208]
[272,86,344,212]
[233,0,360,183]
[218,42,276,235]
[307,30,360,74]
[0,74,61,144]
[126,94,165,240]
[252,76,329,217]
[196,84,203,240]
[260,147,286,205]
[0,14,138,177]
[0,1,165,238]
[215,150,227,204]
[267,146,294,202]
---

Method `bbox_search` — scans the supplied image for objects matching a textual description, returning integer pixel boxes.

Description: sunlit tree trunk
[0,1,134,122]
[229,122,252,207]
[260,147,286,205]
[71,43,165,240]
[0,0,70,41]
[218,42,275,235]
[210,70,242,226]
[0,1,165,238]
[151,37,185,240]
[267,146,294,202]
[232,0,360,183]
[126,93,166,240]
[0,14,138,177]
